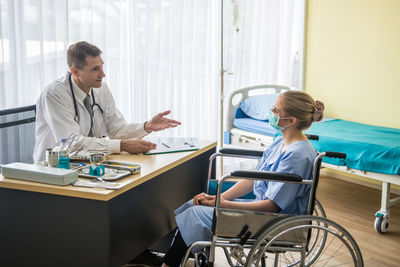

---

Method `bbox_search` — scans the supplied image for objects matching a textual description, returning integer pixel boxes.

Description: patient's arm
[194,179,254,206]
[222,198,280,213]
[201,195,280,213]
[221,179,254,200]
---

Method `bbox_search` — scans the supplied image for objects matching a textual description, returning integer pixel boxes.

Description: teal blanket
[305,119,400,175]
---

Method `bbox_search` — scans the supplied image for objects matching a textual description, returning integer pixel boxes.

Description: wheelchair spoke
[281,251,297,265]
[245,216,363,267]
[313,230,357,266]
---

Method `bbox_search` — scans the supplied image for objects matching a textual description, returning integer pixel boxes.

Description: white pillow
[239,94,278,120]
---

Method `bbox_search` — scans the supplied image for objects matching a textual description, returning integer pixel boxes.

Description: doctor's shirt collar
[70,74,93,104]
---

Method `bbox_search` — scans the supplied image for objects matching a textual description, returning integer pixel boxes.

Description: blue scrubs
[175,136,317,247]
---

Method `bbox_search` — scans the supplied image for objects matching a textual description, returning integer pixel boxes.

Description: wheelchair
[181,138,363,267]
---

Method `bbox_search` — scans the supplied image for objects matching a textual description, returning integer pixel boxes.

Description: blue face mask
[268,111,291,131]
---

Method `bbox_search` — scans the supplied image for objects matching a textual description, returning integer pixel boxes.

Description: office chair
[0,105,36,170]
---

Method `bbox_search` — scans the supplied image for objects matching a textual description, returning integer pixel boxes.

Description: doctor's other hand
[120,138,157,154]
[144,110,181,132]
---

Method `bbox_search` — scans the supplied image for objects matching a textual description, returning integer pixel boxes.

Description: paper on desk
[144,137,199,155]
[73,179,124,190]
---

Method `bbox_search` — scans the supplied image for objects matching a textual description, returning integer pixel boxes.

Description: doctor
[33,41,181,163]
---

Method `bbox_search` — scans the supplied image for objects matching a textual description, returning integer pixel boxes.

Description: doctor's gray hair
[67,41,102,69]
[281,90,324,130]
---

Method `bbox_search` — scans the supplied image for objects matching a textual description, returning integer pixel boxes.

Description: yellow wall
[305,0,400,128]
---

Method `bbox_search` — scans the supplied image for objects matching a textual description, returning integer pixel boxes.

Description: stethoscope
[69,72,104,124]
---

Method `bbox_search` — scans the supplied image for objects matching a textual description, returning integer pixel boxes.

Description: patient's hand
[194,193,226,207]
[201,194,217,207]
[193,192,208,205]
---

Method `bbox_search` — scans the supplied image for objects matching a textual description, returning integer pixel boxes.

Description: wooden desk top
[0,140,217,201]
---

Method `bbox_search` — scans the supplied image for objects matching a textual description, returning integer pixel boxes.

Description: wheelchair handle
[207,149,264,187]
[324,151,346,159]
[305,134,319,141]
[219,148,263,158]
[231,170,303,183]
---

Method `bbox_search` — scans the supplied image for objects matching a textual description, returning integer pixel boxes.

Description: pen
[110,163,138,168]
[184,141,195,147]
[162,142,170,148]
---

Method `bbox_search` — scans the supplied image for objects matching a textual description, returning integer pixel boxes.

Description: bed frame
[224,84,400,233]
[224,84,289,149]
[324,163,400,233]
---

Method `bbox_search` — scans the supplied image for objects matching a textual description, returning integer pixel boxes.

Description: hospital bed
[181,147,363,266]
[223,85,400,233]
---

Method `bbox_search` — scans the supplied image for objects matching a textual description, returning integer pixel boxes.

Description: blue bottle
[57,138,70,169]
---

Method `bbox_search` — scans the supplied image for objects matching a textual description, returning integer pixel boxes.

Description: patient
[159,91,325,267]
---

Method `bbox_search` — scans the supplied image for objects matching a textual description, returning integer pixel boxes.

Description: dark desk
[0,140,216,267]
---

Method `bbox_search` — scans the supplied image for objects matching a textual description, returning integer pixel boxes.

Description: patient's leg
[163,229,188,267]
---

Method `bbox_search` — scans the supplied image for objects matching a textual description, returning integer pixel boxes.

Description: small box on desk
[2,162,78,185]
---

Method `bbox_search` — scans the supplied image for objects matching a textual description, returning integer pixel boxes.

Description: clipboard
[144,137,199,155]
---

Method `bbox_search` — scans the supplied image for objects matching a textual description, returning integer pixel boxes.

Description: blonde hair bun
[281,90,324,130]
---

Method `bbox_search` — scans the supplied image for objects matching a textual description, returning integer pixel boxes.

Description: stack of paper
[144,137,199,155]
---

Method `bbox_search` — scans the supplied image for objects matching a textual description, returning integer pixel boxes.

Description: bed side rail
[225,84,291,132]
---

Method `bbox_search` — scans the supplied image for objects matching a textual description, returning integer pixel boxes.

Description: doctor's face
[74,56,106,91]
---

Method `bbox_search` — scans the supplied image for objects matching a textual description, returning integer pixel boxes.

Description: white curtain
[222,0,305,173]
[0,0,220,142]
[0,0,304,164]
[223,0,305,94]
[67,0,221,140]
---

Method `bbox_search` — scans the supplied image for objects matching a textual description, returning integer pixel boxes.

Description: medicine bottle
[57,138,70,169]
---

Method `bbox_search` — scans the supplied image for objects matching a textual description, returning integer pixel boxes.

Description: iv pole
[219,0,225,176]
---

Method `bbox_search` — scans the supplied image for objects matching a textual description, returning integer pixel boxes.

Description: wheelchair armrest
[219,148,264,158]
[230,170,303,183]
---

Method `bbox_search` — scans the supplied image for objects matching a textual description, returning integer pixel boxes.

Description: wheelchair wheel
[195,250,213,267]
[301,198,328,265]
[245,215,363,267]
[314,199,326,218]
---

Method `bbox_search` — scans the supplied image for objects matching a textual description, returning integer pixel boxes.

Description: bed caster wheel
[374,211,390,234]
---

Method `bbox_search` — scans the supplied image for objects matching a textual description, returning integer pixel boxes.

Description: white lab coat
[33,72,148,163]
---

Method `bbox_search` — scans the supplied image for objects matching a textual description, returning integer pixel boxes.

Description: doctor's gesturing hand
[120,110,181,154]
[144,110,181,132]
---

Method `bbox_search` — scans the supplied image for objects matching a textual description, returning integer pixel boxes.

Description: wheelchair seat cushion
[214,208,308,243]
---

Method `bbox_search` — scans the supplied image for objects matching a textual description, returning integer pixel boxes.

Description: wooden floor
[316,174,400,267]
[211,174,400,267]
